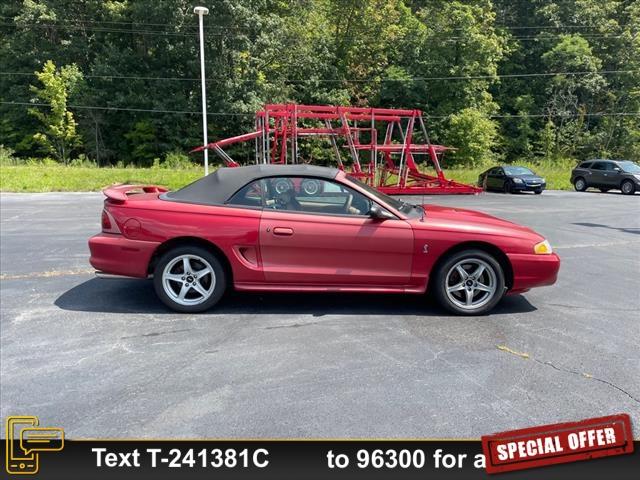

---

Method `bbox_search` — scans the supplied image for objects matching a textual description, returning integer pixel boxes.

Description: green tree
[446,108,500,166]
[0,0,637,167]
[541,35,606,157]
[29,60,83,163]
[123,120,158,167]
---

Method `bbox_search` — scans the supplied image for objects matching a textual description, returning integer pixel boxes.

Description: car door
[601,162,620,187]
[487,168,504,190]
[258,176,414,286]
[589,161,608,187]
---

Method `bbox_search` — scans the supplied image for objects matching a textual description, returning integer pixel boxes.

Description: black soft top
[163,164,340,205]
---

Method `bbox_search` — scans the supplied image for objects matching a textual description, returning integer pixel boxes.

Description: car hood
[513,174,544,182]
[413,204,542,239]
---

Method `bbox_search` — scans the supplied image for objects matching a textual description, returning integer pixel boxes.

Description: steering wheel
[274,191,301,211]
[343,193,353,214]
[351,196,369,215]
[274,192,290,209]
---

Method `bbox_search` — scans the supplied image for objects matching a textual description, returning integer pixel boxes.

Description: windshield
[618,161,640,174]
[346,175,423,218]
[503,166,534,176]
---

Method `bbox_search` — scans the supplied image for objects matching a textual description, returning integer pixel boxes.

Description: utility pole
[194,6,210,176]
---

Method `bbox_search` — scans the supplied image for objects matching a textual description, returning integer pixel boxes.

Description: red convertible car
[89,165,559,315]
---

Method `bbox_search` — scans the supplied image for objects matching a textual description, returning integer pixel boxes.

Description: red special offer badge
[481,414,633,474]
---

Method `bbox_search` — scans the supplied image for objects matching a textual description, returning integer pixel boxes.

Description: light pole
[194,6,209,176]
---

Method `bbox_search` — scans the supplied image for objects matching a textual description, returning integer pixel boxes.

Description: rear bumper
[507,252,560,294]
[89,233,159,278]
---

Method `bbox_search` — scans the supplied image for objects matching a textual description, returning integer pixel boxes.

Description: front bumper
[512,182,546,191]
[507,252,560,294]
[89,233,160,278]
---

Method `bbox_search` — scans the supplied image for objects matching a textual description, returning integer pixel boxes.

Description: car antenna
[418,114,432,222]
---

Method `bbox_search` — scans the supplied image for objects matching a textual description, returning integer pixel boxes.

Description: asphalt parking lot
[1,190,639,439]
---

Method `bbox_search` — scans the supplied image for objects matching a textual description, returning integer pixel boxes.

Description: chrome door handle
[273,227,294,236]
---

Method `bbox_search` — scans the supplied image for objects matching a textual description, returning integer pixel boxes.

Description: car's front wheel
[153,245,226,313]
[433,250,505,315]
[621,179,636,195]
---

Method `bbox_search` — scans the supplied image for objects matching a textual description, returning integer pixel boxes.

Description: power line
[0,22,632,41]
[0,15,234,30]
[2,101,638,119]
[496,25,629,30]
[0,22,200,37]
[0,101,252,116]
[1,70,636,84]
[0,15,630,32]
[427,112,640,119]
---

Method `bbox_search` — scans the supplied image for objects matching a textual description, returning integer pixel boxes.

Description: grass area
[0,161,574,192]
[0,165,202,192]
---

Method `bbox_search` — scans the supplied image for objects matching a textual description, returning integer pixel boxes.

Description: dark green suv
[571,160,640,195]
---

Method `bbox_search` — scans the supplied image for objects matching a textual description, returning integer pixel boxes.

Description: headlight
[541,178,546,183]
[513,178,524,184]
[534,239,553,255]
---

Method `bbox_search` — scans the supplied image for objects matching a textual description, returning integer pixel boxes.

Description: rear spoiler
[103,184,168,203]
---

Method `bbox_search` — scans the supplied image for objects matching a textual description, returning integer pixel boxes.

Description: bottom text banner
[2,438,639,479]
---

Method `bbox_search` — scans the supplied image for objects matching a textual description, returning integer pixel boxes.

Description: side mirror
[369,204,395,220]
[613,167,622,173]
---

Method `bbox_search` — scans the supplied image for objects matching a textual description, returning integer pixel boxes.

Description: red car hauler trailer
[192,104,481,195]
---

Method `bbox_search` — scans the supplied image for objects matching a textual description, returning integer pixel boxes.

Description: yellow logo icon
[5,416,64,475]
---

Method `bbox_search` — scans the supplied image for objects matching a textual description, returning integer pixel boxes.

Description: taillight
[101,208,121,234]
[101,210,111,230]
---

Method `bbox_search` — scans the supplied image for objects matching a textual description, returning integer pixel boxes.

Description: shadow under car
[54,278,538,317]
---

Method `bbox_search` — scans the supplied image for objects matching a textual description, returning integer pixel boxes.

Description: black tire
[273,178,294,194]
[153,245,227,313]
[300,178,322,196]
[574,177,587,192]
[503,181,511,194]
[534,189,543,195]
[621,179,636,195]
[433,249,506,316]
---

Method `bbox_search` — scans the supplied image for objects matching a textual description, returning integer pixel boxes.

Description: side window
[227,179,265,207]
[604,162,617,171]
[263,177,373,216]
[579,162,592,169]
[591,162,606,171]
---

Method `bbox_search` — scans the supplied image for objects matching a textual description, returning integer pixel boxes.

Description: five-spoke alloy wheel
[153,245,226,312]
[434,249,505,315]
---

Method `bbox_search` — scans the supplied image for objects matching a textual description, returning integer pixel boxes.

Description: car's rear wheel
[574,177,587,191]
[433,250,505,315]
[153,246,226,313]
[621,179,636,195]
